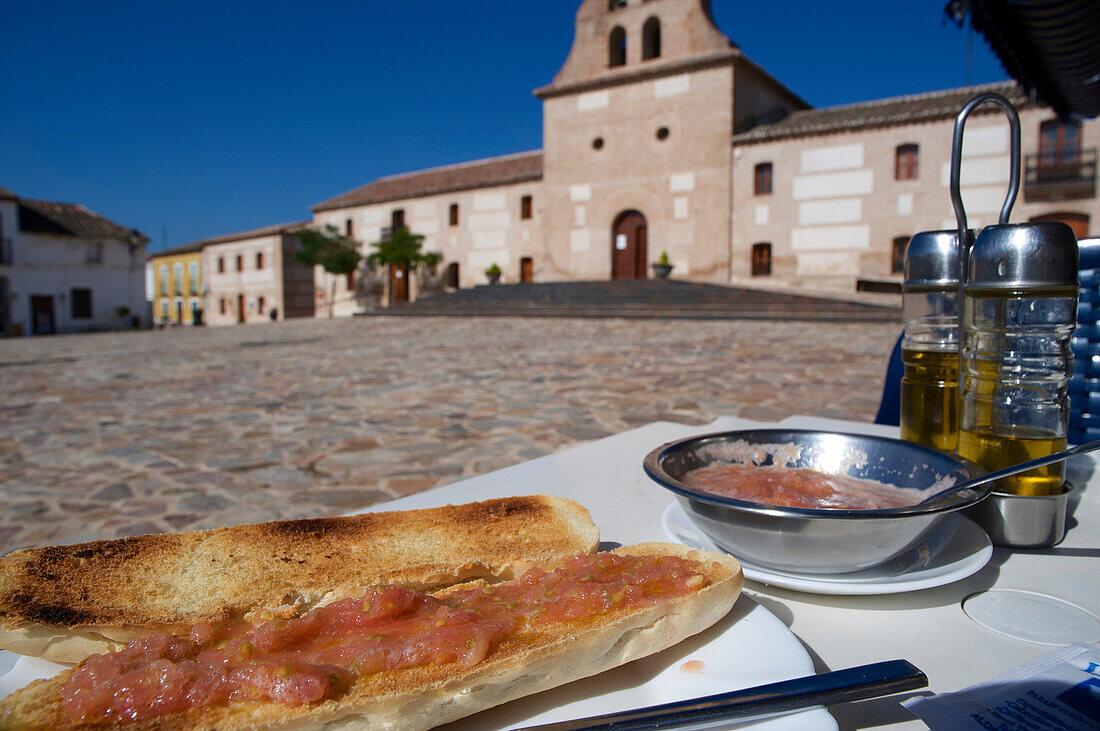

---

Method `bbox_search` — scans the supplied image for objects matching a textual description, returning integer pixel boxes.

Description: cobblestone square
[0,316,900,554]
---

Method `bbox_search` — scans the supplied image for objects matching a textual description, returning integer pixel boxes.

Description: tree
[366,228,429,305]
[295,225,363,318]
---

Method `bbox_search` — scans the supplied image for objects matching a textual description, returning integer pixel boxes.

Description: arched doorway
[611,210,648,280]
[1029,212,1090,240]
[444,262,460,289]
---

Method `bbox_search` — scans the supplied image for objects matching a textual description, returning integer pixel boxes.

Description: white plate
[663,502,993,596]
[0,596,835,731]
[444,594,836,731]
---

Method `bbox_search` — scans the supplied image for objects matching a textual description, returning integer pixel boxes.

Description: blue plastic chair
[874,333,903,426]
[1070,237,1100,445]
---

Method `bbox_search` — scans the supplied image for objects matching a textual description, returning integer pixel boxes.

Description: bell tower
[533,0,806,284]
[547,0,737,89]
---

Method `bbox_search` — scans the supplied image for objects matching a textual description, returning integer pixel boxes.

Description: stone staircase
[360,280,900,322]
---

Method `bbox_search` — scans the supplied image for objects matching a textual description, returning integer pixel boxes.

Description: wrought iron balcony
[1024,148,1097,202]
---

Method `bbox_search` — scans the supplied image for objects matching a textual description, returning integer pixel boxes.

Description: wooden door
[611,211,648,279]
[0,277,10,335]
[520,257,533,283]
[237,294,246,323]
[390,263,409,303]
[752,243,773,276]
[444,262,459,289]
[30,295,55,335]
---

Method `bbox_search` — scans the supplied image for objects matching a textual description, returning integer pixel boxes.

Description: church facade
[309,0,1098,316]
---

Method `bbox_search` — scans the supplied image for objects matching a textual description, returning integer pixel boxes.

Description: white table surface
[370,414,1100,729]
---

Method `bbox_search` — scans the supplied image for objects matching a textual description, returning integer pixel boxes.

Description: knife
[513,659,927,730]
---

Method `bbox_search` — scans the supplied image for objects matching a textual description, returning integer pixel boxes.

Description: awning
[946,0,1100,120]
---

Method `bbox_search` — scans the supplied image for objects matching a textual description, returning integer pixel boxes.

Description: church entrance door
[611,211,648,279]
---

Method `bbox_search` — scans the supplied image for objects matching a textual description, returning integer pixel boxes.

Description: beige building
[199,221,314,326]
[309,0,1097,312]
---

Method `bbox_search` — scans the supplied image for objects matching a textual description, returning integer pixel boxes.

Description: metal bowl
[643,429,989,574]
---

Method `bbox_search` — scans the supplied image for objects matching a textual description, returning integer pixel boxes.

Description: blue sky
[1,1,1008,252]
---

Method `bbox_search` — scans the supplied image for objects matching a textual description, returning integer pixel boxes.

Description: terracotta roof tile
[182,220,312,250]
[0,185,16,200]
[313,151,543,212]
[732,81,1028,144]
[17,198,148,244]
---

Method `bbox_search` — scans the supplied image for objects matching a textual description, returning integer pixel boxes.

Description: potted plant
[652,251,673,280]
[485,262,502,285]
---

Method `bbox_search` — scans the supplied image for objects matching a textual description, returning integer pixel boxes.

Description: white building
[0,185,149,336]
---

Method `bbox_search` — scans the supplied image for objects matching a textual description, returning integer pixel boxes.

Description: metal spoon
[920,438,1100,504]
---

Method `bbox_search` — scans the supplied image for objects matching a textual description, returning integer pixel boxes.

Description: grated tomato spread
[682,463,926,509]
[60,552,709,723]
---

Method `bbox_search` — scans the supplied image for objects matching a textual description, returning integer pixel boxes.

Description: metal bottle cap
[966,222,1079,291]
[904,230,971,290]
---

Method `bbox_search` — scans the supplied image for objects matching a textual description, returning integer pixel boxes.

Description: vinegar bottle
[957,222,1079,495]
[900,230,968,452]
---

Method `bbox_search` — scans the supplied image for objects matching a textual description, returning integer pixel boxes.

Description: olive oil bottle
[900,347,959,452]
[958,225,1079,496]
[899,230,965,452]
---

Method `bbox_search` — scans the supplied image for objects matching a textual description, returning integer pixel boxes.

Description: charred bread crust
[0,496,599,663]
[0,543,743,730]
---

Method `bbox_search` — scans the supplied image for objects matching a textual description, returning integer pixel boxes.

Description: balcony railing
[1024,148,1097,202]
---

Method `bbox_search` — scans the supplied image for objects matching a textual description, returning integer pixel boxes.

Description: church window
[521,195,533,220]
[892,236,909,274]
[751,243,772,276]
[449,203,459,226]
[642,17,661,60]
[754,163,773,195]
[656,126,669,141]
[895,144,919,180]
[609,26,626,67]
[592,137,604,150]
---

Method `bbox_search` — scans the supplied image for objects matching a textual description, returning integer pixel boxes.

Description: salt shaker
[900,230,970,452]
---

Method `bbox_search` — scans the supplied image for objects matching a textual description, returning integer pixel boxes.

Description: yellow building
[149,242,205,326]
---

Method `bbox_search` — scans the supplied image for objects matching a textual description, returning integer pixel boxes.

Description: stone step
[360,280,900,322]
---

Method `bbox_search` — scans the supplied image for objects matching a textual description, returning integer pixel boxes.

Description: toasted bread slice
[0,496,599,663]
[0,543,743,730]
